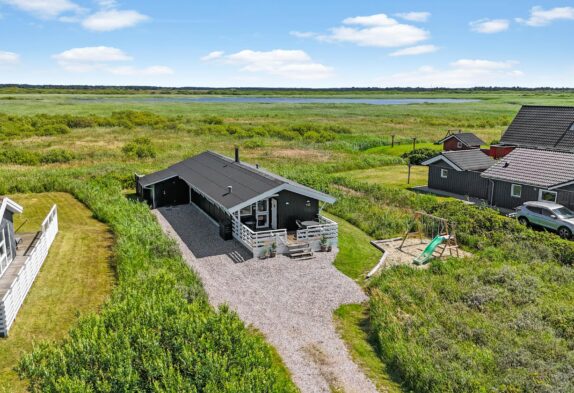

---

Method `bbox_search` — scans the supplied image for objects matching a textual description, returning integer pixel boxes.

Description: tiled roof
[441,149,494,171]
[438,132,485,147]
[481,148,574,188]
[500,106,574,151]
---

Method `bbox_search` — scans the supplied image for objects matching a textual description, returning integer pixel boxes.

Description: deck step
[289,251,314,259]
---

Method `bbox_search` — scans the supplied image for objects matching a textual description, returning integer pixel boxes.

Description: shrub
[243,139,265,149]
[201,115,224,125]
[0,147,40,165]
[122,137,157,159]
[401,148,439,165]
[37,124,71,136]
[40,149,75,164]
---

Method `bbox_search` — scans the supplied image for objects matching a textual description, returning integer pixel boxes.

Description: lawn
[340,165,429,189]
[0,192,115,393]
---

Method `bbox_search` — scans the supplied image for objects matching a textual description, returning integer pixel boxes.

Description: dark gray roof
[138,151,335,210]
[500,106,574,151]
[438,132,485,147]
[423,149,493,171]
[481,148,574,188]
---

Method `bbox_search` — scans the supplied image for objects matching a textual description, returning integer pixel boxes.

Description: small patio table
[301,220,320,228]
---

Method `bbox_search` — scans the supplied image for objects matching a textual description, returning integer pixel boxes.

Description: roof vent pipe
[227,186,233,194]
[235,146,240,163]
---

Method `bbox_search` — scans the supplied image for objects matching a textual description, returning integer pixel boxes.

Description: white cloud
[470,18,510,33]
[0,0,82,18]
[377,59,523,87]
[517,6,574,26]
[0,50,20,64]
[107,65,174,76]
[389,44,438,57]
[204,49,334,80]
[54,46,132,63]
[395,12,431,22]
[311,13,430,48]
[200,51,224,61]
[82,9,148,31]
[52,46,173,76]
[289,31,318,38]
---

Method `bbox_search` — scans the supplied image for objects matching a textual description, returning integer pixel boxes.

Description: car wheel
[557,227,572,240]
[518,217,529,226]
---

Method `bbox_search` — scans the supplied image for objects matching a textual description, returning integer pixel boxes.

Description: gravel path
[154,204,378,393]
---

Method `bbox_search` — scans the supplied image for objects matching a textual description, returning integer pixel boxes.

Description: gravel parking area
[154,204,377,393]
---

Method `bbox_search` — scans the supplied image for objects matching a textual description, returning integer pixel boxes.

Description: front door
[271,198,277,229]
[256,199,269,229]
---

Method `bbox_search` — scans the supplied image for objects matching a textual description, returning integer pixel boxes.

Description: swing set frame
[399,211,460,258]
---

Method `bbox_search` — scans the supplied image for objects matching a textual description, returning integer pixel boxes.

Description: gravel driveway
[154,204,377,393]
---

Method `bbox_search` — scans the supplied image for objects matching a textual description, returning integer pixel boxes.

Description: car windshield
[553,207,574,218]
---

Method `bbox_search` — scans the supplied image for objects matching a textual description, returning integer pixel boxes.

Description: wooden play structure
[367,212,461,278]
[399,211,460,258]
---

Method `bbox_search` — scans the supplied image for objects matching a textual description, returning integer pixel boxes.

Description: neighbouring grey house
[1,198,59,337]
[136,149,338,257]
[421,149,494,199]
[481,148,574,210]
[0,198,22,278]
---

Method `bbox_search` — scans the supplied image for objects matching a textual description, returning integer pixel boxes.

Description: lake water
[76,97,478,105]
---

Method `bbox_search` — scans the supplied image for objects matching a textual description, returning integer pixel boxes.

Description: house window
[0,227,7,275]
[440,169,448,178]
[240,205,252,217]
[539,190,557,203]
[511,184,522,198]
[456,141,463,149]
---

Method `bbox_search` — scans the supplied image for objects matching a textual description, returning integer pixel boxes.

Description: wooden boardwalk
[0,233,38,299]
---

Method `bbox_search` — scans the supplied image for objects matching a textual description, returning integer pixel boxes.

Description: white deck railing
[0,205,58,337]
[296,215,338,242]
[231,219,287,256]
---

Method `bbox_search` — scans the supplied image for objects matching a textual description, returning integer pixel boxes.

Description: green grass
[326,212,381,283]
[334,304,404,393]
[364,143,440,156]
[340,165,429,189]
[0,192,115,393]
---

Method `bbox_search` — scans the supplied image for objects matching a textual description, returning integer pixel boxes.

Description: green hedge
[0,171,296,392]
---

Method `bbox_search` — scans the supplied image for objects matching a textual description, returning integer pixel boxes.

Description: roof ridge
[521,105,574,110]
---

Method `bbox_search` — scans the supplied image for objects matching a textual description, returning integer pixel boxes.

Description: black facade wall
[275,190,319,231]
[428,163,489,199]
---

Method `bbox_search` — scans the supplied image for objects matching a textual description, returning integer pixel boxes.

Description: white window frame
[456,141,463,149]
[256,199,269,229]
[239,205,252,217]
[538,189,557,203]
[511,184,522,198]
[440,169,448,179]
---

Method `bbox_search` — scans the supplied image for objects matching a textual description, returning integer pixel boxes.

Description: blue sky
[1,0,574,87]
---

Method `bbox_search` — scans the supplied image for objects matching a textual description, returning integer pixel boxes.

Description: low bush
[122,137,157,159]
[401,147,439,165]
[40,149,75,164]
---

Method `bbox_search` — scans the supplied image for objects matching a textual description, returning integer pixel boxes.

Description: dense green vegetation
[1,89,573,392]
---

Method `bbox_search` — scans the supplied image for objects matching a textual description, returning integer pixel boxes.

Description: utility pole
[391,134,395,148]
[407,162,412,184]
[412,137,417,151]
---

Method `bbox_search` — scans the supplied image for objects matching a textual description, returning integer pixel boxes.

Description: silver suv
[515,201,574,239]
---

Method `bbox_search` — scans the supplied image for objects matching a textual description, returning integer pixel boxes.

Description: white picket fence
[0,205,58,337]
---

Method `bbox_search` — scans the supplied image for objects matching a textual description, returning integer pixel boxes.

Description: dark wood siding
[190,188,228,224]
[428,163,489,199]
[443,138,473,151]
[490,181,538,209]
[276,190,319,231]
[154,177,190,208]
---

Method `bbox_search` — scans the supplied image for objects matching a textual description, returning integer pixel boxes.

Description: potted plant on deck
[269,242,277,258]
[320,235,328,252]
